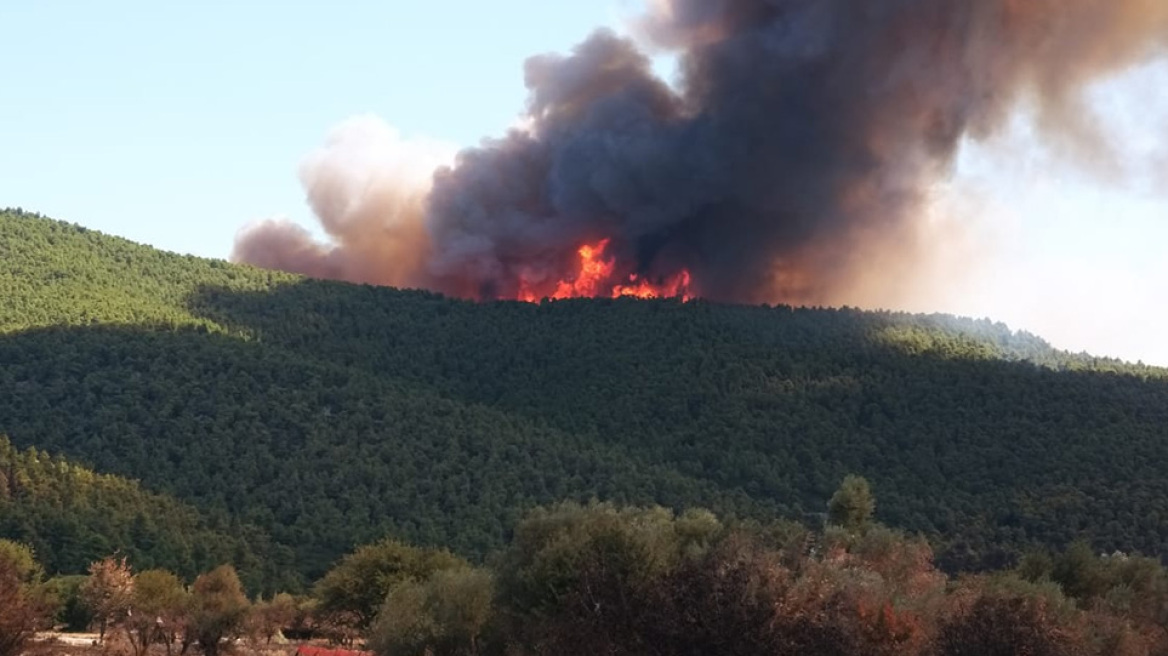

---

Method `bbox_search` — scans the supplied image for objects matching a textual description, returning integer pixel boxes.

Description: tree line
[8,479,1168,656]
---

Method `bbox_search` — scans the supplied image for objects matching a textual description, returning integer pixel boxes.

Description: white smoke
[233,115,455,289]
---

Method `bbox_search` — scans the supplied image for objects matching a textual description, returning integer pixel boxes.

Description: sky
[0,0,632,255]
[1,0,1166,365]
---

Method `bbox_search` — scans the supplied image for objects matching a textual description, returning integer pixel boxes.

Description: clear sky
[2,0,1166,365]
[0,0,633,256]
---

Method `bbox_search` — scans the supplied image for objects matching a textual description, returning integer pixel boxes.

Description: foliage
[0,436,294,594]
[250,592,298,645]
[5,209,1168,588]
[934,576,1086,656]
[368,568,495,656]
[490,501,932,655]
[359,502,1168,655]
[828,475,876,533]
[1016,542,1168,633]
[495,500,724,647]
[80,555,134,641]
[125,569,190,656]
[187,565,250,656]
[43,574,93,631]
[0,541,53,656]
[0,539,43,583]
[314,538,467,633]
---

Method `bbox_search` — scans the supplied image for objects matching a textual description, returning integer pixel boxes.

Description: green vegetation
[16,489,1168,655]
[357,497,1168,655]
[0,437,294,593]
[187,565,251,656]
[313,538,466,632]
[828,473,876,533]
[3,207,1168,592]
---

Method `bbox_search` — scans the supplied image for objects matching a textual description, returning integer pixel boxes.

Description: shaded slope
[0,324,742,581]
[189,282,1168,569]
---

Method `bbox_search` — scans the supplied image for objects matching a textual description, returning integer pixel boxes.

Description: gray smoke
[236,0,1168,304]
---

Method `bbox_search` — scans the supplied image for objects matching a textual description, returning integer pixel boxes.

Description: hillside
[3,208,1168,586]
[0,436,295,593]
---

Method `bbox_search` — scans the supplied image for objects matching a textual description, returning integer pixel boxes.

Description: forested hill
[0,436,296,593]
[3,207,1168,589]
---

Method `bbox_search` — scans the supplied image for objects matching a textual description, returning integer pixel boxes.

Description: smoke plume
[234,0,1168,305]
[233,116,454,289]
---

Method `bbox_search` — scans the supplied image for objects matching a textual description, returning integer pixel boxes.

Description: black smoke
[236,0,1168,304]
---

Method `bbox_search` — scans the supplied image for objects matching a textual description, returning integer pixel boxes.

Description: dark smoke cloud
[235,0,1168,305]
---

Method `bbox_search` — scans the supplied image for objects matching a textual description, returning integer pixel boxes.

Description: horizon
[2,0,1166,365]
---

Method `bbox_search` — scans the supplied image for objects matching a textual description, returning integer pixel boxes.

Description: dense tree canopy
[3,208,1168,589]
[0,436,293,593]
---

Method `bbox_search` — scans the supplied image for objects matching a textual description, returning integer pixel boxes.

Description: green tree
[369,568,495,656]
[125,569,189,656]
[43,575,94,632]
[495,502,723,654]
[188,565,250,656]
[1051,540,1107,601]
[314,538,467,633]
[828,474,875,533]
[0,540,43,583]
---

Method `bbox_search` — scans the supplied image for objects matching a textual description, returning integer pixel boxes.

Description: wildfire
[518,239,692,302]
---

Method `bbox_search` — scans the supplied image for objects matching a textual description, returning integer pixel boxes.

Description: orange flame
[518,239,692,302]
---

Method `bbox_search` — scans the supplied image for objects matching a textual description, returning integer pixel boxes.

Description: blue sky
[0,0,633,255]
[2,0,1166,364]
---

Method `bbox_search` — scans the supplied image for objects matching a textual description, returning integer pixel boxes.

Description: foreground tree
[0,540,52,656]
[369,568,495,656]
[125,569,190,656]
[315,538,467,634]
[188,565,250,656]
[80,555,135,642]
[494,502,724,654]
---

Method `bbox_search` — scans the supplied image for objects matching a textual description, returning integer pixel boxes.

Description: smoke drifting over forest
[234,0,1168,305]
